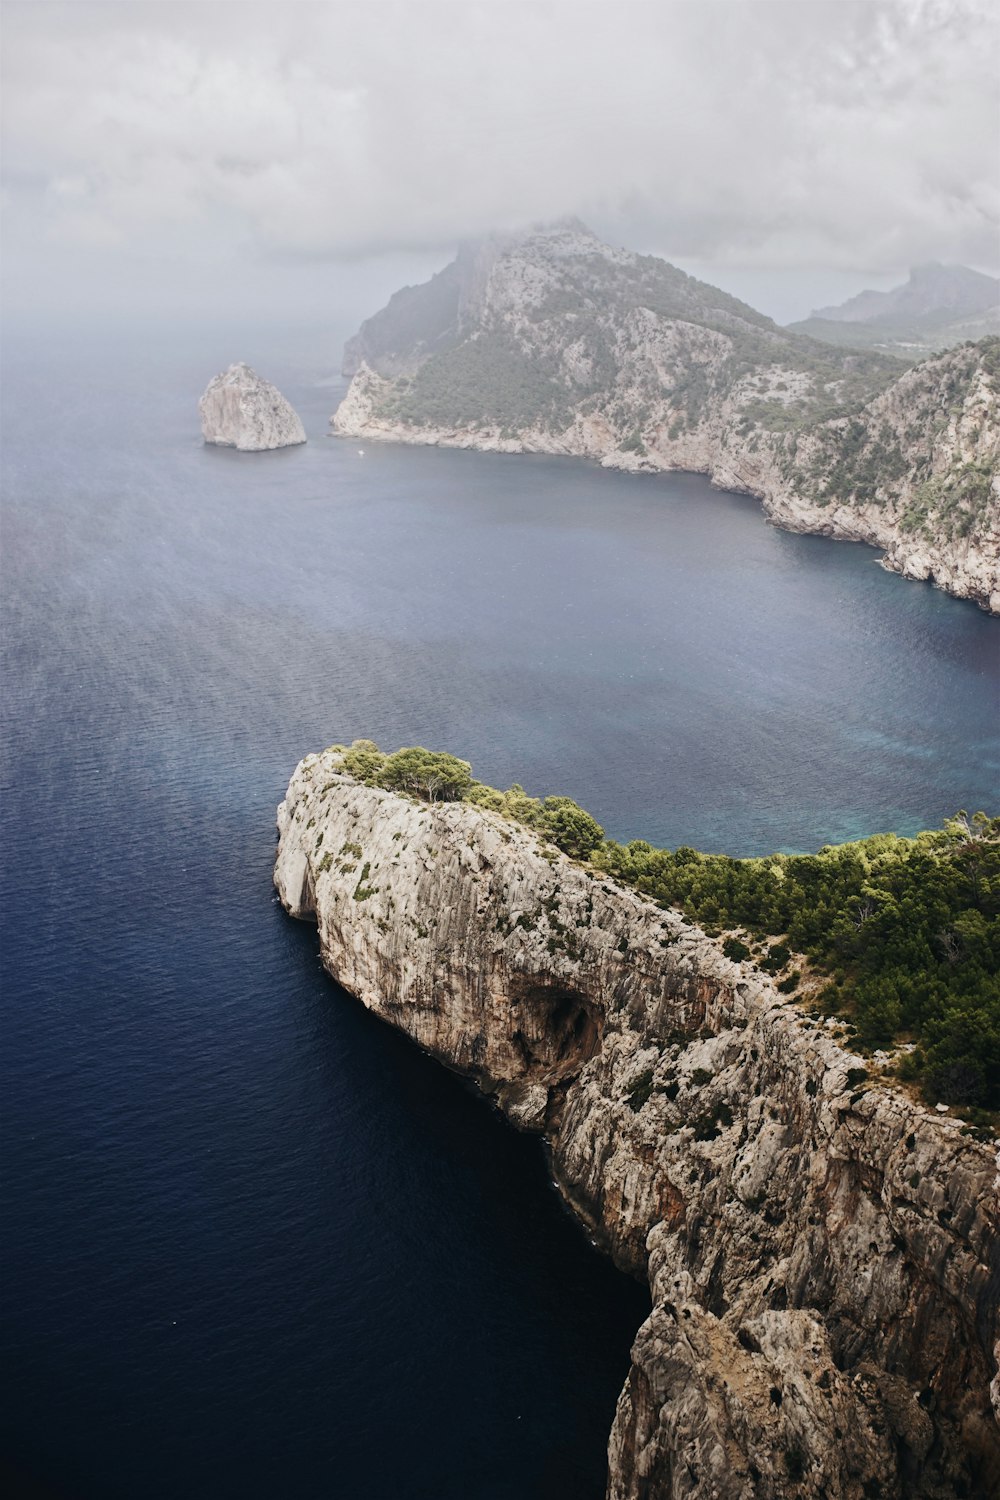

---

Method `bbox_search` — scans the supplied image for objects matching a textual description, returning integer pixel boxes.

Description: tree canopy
[379,747,473,803]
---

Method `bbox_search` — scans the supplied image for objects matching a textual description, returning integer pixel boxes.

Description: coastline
[331,364,1000,615]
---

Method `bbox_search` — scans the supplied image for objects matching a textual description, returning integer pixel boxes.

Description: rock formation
[199,362,306,451]
[274,749,1000,1500]
[331,222,1000,612]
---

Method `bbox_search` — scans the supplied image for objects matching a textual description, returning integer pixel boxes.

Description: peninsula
[332,222,999,612]
[275,743,999,1500]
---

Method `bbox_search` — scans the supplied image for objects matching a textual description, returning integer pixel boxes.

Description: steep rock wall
[274,752,1000,1498]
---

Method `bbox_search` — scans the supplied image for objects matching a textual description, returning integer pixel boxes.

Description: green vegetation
[379,746,473,802]
[591,813,1000,1110]
[352,861,378,901]
[329,741,998,1111]
[805,338,999,535]
[627,1068,656,1112]
[385,331,572,434]
[329,742,603,858]
[531,795,605,859]
[464,780,603,857]
[340,742,473,803]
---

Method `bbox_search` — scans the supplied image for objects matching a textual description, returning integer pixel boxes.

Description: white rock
[199,362,306,451]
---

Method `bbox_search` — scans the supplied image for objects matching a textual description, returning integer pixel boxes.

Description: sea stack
[199,362,306,451]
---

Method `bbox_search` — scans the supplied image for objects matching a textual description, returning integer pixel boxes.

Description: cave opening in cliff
[508,978,603,1078]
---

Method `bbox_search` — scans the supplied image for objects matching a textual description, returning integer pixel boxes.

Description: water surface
[2,325,996,1499]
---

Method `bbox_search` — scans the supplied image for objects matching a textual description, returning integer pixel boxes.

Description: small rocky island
[199,362,306,450]
[275,745,999,1500]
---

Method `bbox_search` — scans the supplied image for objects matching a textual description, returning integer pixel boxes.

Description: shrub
[627,1069,656,1112]
[465,782,506,812]
[341,739,387,783]
[541,797,605,859]
[761,943,792,973]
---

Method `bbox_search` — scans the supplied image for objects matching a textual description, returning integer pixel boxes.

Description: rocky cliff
[199,362,306,450]
[274,749,1000,1500]
[331,223,1000,612]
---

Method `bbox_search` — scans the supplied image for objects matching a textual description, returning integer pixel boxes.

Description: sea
[2,322,997,1499]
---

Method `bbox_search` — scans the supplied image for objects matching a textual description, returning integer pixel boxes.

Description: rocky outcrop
[199,362,306,450]
[274,750,1000,1500]
[331,224,1000,612]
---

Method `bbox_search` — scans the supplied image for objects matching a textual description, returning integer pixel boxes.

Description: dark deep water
[2,324,997,1500]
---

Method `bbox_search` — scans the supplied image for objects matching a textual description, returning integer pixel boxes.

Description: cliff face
[199,362,306,451]
[331,224,1000,612]
[274,751,1000,1500]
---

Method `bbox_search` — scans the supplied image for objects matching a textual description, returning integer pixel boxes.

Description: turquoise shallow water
[1,324,997,1499]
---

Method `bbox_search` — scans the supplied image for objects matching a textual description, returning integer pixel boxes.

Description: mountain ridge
[789,263,999,354]
[811,262,999,325]
[332,223,1000,612]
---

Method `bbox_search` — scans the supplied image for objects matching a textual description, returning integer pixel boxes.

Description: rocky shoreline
[274,751,1000,1499]
[331,222,999,614]
[333,362,999,614]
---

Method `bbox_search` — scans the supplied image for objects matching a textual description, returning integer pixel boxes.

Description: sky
[2,0,998,334]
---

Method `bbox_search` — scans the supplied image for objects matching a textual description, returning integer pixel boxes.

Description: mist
[3,0,997,333]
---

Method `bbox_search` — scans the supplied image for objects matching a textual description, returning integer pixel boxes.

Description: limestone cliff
[199,362,306,450]
[274,750,1000,1500]
[331,223,1000,612]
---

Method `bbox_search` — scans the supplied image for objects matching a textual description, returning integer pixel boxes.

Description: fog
[3,0,997,333]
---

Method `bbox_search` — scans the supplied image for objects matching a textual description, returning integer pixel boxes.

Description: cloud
[2,0,997,285]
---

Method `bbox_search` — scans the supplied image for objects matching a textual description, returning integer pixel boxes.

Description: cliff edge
[274,750,999,1498]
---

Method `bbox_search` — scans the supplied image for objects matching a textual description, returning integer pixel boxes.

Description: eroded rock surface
[199,362,306,450]
[274,751,1000,1498]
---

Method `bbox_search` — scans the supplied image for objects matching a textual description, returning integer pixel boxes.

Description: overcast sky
[2,0,998,330]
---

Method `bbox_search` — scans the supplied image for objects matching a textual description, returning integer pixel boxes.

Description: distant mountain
[332,222,999,612]
[812,264,998,324]
[788,263,999,354]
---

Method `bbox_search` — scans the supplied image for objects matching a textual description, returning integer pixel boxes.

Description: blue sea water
[1,324,997,1499]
